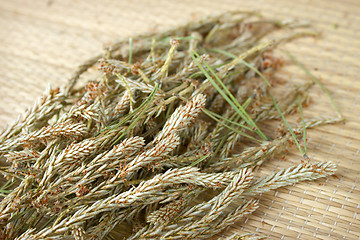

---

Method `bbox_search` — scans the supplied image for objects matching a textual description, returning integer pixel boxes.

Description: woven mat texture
[0,0,359,239]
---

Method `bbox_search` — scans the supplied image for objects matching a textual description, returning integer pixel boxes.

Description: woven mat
[1,0,359,239]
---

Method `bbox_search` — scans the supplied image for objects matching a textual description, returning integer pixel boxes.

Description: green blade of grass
[199,56,264,133]
[113,82,159,144]
[298,95,308,157]
[285,50,341,118]
[0,180,14,191]
[203,108,253,131]
[189,61,228,78]
[189,153,212,167]
[212,49,309,156]
[206,97,252,167]
[211,48,271,87]
[100,84,159,136]
[203,109,262,143]
[192,50,267,140]
[0,189,11,194]
[128,37,133,66]
[40,215,57,231]
[150,37,156,66]
[222,40,274,75]
[242,95,254,109]
[270,93,305,156]
[191,52,245,123]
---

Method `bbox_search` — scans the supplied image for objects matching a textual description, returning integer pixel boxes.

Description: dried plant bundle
[0,11,343,240]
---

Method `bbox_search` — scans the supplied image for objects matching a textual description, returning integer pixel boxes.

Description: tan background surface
[0,0,359,239]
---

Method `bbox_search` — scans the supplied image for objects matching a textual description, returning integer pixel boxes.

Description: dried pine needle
[0,11,342,240]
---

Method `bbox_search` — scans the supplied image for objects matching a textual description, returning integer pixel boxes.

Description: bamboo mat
[0,0,359,239]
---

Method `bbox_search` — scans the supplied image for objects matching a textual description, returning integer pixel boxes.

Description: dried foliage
[0,11,343,240]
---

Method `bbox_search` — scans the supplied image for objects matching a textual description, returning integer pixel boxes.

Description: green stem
[298,95,308,157]
[285,50,342,118]
[211,48,271,86]
[203,109,253,132]
[270,93,305,156]
[203,109,261,143]
[113,82,159,144]
[189,153,212,167]
[192,50,267,141]
[128,37,133,66]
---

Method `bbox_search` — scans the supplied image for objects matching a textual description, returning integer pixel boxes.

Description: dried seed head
[154,94,206,142]
[170,38,180,47]
[131,62,141,75]
[147,197,187,224]
[20,122,88,145]
[71,227,86,240]
[98,58,122,75]
[0,11,341,240]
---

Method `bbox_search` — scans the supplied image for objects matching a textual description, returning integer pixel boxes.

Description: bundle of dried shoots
[0,11,343,240]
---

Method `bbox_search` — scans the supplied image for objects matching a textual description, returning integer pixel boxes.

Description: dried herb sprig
[0,11,342,240]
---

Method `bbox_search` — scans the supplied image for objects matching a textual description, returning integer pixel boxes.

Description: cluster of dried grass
[0,11,342,240]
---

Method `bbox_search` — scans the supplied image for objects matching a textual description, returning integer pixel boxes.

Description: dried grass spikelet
[32,167,238,239]
[92,136,144,164]
[146,197,188,225]
[0,85,66,143]
[111,91,131,118]
[78,81,107,104]
[20,122,88,144]
[112,167,238,206]
[67,102,100,123]
[214,133,294,170]
[71,226,86,240]
[200,199,259,239]
[245,161,336,196]
[36,137,146,208]
[5,149,40,166]
[35,139,98,190]
[116,75,157,94]
[199,168,253,222]
[13,228,37,240]
[135,168,253,239]
[55,139,98,166]
[153,94,206,143]
[0,176,35,228]
[219,232,267,240]
[121,133,180,177]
